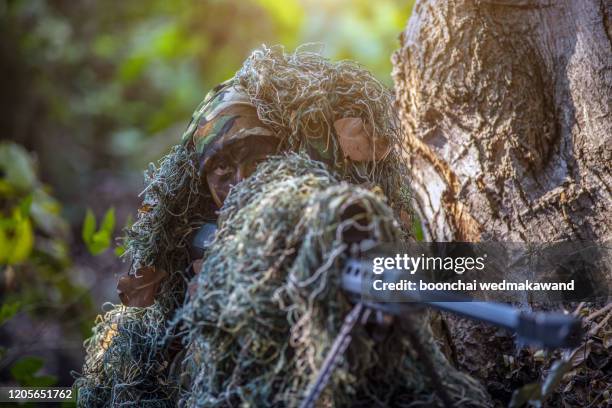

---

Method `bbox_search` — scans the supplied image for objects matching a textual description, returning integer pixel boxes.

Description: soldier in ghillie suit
[77,46,490,407]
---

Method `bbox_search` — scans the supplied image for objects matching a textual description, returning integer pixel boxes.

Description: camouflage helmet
[181,79,279,174]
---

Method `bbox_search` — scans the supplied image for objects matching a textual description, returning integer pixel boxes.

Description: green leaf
[10,356,57,387]
[82,207,115,255]
[100,207,115,235]
[0,301,21,324]
[10,356,44,383]
[82,208,96,244]
[88,230,111,255]
[7,210,34,264]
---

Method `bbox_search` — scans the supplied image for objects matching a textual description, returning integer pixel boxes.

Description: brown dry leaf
[334,117,390,162]
[138,204,153,214]
[117,266,166,307]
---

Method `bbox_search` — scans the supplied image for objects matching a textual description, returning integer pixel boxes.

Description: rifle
[190,223,584,407]
[341,257,583,348]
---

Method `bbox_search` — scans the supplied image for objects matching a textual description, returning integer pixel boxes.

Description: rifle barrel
[341,258,583,348]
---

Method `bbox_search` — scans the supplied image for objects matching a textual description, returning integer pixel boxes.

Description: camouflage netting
[172,153,490,407]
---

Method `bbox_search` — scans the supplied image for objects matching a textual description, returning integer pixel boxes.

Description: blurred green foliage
[0,142,94,385]
[0,143,69,265]
[0,0,413,219]
[10,355,57,387]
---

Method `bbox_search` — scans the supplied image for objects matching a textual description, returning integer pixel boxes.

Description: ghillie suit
[77,45,489,407]
[76,147,203,407]
[175,153,489,407]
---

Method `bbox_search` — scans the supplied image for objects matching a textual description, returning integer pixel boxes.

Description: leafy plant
[82,207,115,255]
[0,205,34,265]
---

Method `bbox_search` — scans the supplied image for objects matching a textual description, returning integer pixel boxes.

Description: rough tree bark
[392,0,611,242]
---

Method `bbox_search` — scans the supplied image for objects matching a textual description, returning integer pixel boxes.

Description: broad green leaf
[7,210,34,264]
[0,197,34,266]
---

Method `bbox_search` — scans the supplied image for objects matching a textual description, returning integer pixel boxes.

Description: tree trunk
[392,0,611,242]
